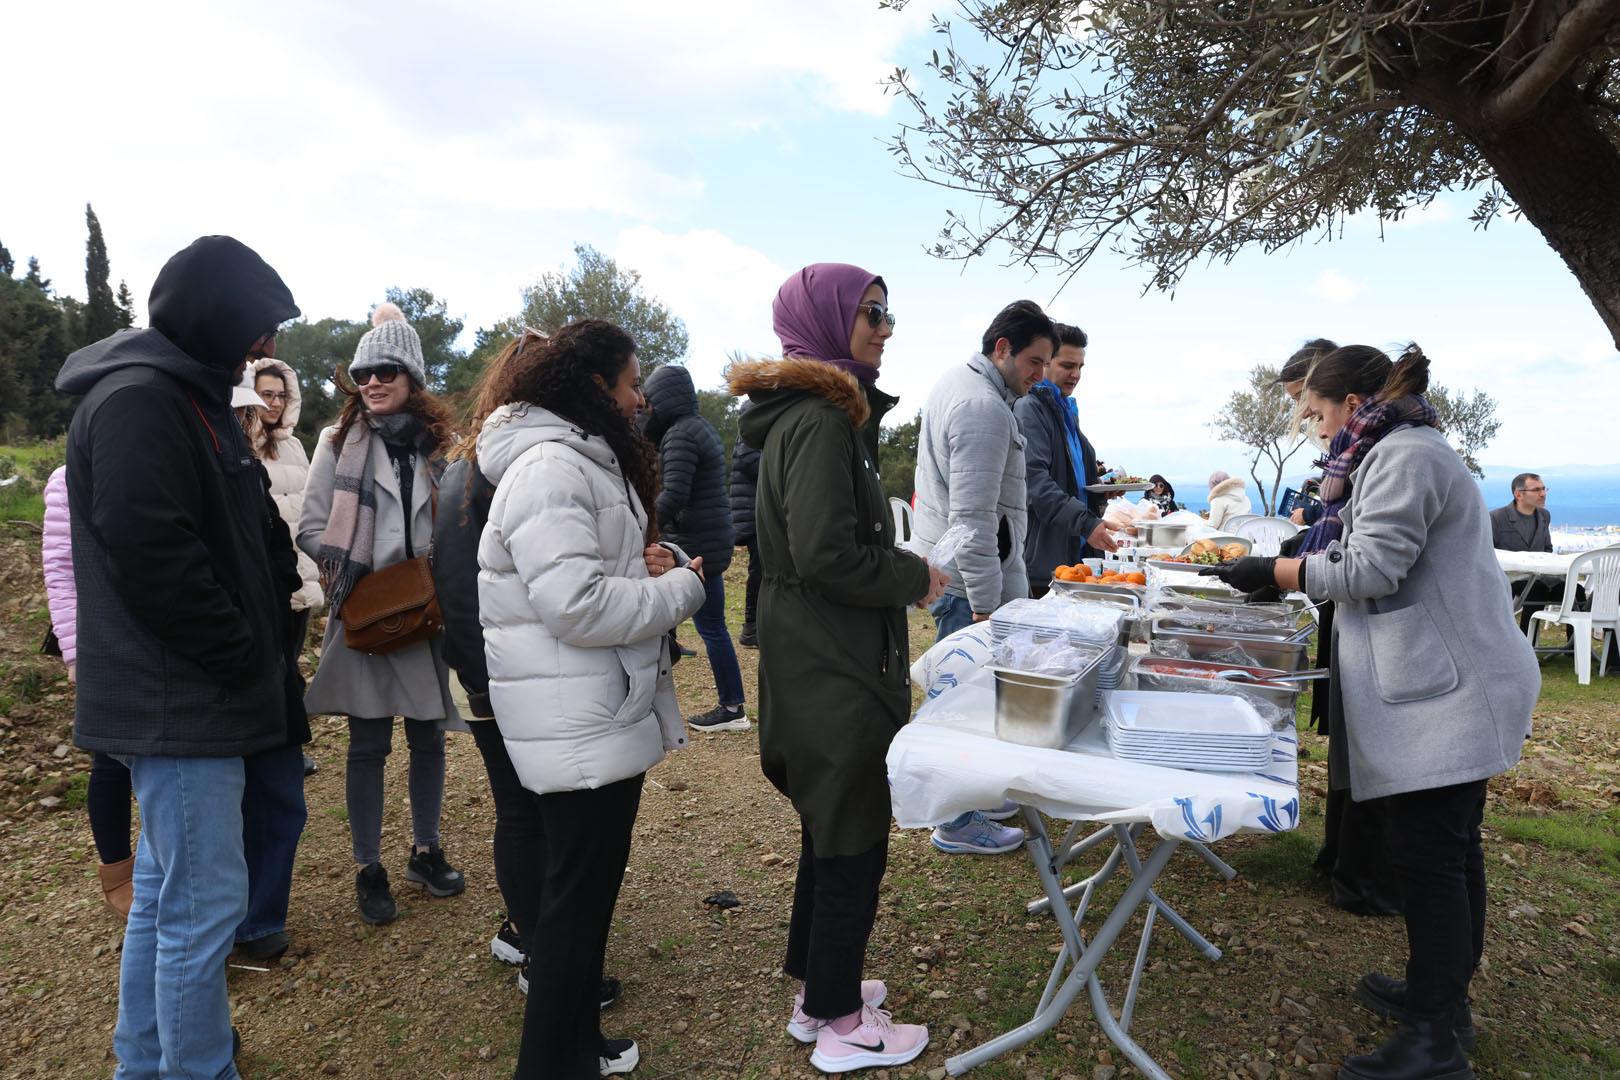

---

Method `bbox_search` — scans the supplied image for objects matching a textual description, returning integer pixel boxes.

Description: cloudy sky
[8,0,1616,472]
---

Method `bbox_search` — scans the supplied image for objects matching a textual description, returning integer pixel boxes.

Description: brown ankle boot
[98,856,134,918]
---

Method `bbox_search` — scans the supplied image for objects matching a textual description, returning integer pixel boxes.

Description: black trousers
[1382,779,1488,1017]
[516,773,643,1079]
[784,826,889,1020]
[468,720,545,949]
[743,540,763,627]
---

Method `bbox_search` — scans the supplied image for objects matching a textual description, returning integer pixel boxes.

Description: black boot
[1339,1015,1474,1080]
[1354,973,1476,1052]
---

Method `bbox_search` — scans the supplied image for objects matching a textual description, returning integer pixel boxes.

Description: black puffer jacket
[431,456,495,718]
[644,365,734,573]
[729,400,760,544]
[57,235,302,757]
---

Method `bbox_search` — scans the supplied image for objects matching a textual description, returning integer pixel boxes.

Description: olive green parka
[728,358,931,856]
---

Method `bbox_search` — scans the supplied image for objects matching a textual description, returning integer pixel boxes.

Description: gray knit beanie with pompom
[351,302,426,387]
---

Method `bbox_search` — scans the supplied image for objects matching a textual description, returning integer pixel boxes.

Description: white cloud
[614,227,789,388]
[1312,269,1366,304]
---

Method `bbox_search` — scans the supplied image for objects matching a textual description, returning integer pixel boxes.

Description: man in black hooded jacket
[56,235,302,1078]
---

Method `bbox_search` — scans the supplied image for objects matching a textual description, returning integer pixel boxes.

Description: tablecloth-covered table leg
[946,817,1182,1077]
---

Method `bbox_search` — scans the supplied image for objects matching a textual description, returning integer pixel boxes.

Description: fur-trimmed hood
[726,357,870,431]
[1209,476,1248,501]
[247,356,303,437]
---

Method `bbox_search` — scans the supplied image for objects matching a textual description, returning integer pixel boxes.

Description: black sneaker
[676,640,697,658]
[599,1037,639,1075]
[355,862,397,925]
[232,1027,241,1059]
[686,704,750,733]
[237,930,289,962]
[491,918,524,966]
[301,753,318,777]
[738,623,759,648]
[404,846,466,897]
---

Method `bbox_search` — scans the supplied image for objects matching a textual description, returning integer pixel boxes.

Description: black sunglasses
[351,363,406,385]
[858,301,896,330]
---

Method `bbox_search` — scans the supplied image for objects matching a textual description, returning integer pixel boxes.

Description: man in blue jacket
[1014,323,1119,595]
[57,236,300,1079]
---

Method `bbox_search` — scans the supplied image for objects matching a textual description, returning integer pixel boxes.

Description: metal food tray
[1151,626,1312,671]
[987,644,1109,748]
[1050,579,1144,604]
[1136,520,1192,548]
[1085,481,1155,493]
[1156,582,1242,603]
[1129,655,1301,721]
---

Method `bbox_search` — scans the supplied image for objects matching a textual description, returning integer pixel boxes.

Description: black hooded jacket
[728,400,760,544]
[431,456,495,717]
[58,236,304,757]
[644,365,734,572]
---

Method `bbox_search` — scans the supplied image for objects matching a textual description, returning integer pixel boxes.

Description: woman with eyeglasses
[298,303,467,927]
[473,320,705,1077]
[727,264,945,1073]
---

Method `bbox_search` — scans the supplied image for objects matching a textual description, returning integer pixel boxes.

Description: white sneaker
[599,1037,638,1075]
[787,979,887,1042]
[808,1004,929,1072]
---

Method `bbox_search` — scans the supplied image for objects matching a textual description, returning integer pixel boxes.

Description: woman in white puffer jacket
[475,319,705,1079]
[244,357,325,624]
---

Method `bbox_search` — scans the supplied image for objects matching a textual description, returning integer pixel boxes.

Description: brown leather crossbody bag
[341,487,443,655]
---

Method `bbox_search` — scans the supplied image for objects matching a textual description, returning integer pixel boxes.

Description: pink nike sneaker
[786,979,887,1042]
[808,1003,929,1072]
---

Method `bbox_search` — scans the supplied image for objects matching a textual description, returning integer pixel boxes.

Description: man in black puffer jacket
[729,399,762,648]
[57,235,302,1076]
[643,364,747,733]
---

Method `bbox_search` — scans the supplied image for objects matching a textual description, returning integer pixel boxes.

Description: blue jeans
[930,593,976,642]
[115,755,247,1080]
[692,573,745,708]
[236,744,307,945]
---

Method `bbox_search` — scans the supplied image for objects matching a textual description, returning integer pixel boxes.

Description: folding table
[887,672,1300,1077]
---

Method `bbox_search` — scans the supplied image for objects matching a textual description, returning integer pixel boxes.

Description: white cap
[231,368,262,409]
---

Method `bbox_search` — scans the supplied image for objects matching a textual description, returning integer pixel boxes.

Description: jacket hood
[1210,476,1248,501]
[246,357,302,436]
[476,402,618,486]
[643,364,697,436]
[728,357,869,449]
[147,236,300,372]
[55,327,242,402]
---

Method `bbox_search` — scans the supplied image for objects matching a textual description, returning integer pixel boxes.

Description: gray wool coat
[297,425,464,727]
[1303,424,1538,801]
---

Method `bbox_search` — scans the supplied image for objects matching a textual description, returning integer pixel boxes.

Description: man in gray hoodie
[912,300,1057,638]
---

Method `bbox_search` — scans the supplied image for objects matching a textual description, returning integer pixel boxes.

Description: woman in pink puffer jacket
[43,466,135,917]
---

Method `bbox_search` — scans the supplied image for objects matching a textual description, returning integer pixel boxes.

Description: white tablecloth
[886,670,1299,845]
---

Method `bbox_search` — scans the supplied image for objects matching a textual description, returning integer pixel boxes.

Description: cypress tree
[0,238,13,277]
[84,203,118,343]
[115,279,136,328]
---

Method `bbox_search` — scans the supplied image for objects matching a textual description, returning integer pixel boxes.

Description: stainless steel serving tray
[1150,626,1312,671]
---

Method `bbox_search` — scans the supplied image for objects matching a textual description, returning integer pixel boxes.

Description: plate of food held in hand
[1085,473,1155,494]
[1146,538,1250,570]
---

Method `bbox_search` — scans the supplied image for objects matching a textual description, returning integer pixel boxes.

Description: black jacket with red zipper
[56,235,304,757]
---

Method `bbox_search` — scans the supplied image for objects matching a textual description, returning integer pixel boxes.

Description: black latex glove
[1199,556,1278,593]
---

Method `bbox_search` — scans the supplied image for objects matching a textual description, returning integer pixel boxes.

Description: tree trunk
[1468,84,1620,348]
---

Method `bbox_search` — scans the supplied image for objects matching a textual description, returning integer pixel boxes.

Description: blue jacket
[1013,382,1104,584]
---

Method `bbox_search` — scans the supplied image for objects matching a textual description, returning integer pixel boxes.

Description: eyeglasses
[351,363,405,385]
[858,301,896,330]
[1522,486,1548,494]
[258,390,289,403]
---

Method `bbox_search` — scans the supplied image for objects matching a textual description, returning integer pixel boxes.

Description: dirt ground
[0,529,1616,1080]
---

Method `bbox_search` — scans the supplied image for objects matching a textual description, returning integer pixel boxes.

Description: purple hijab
[771,262,886,384]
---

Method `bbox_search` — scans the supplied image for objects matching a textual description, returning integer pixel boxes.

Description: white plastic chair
[1528,544,1620,684]
[1231,516,1304,557]
[1223,513,1260,532]
[889,497,915,547]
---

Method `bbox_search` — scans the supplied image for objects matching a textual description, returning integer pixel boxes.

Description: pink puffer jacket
[41,467,76,666]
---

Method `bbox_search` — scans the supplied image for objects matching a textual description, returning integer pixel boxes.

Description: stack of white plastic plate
[988,597,1125,648]
[1104,691,1271,772]
[1093,645,1129,704]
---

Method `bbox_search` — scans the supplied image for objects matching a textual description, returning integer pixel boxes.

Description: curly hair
[469,319,660,535]
[328,371,456,455]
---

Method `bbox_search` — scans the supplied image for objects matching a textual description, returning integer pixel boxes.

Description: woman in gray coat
[1205,345,1538,1080]
[298,304,466,925]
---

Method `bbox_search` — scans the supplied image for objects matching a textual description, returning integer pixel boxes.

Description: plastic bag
[924,523,975,578]
[910,623,996,700]
[990,594,1125,645]
[992,631,1097,676]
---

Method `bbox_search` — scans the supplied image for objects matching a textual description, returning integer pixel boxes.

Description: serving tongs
[1213,666,1329,684]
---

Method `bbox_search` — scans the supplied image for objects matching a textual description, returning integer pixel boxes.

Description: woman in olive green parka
[726,264,945,1066]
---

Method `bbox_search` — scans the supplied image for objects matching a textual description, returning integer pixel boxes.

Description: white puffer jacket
[1206,476,1253,531]
[477,403,706,795]
[248,357,324,612]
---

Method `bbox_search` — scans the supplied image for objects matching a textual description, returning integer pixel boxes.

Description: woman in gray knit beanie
[296,302,466,926]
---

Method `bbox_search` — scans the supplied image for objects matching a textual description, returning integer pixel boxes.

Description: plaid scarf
[1297,394,1439,554]
[317,413,439,614]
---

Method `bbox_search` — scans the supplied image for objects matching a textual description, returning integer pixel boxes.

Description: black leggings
[784,826,890,1020]
[1382,780,1488,1016]
[87,752,133,864]
[516,774,644,1080]
[467,720,545,948]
